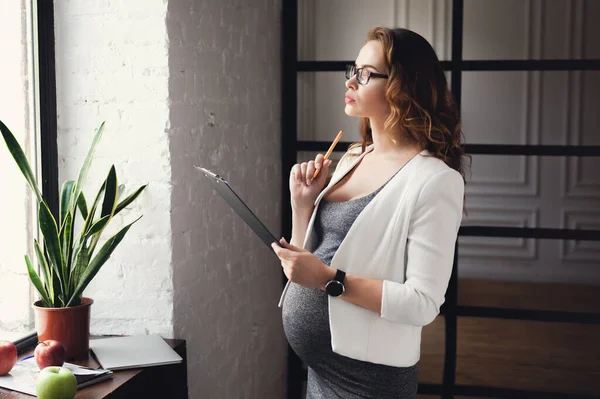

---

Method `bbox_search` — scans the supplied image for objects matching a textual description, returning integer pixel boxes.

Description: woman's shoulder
[416,150,461,178]
[408,152,464,199]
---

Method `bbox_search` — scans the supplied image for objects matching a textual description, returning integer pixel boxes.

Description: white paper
[0,357,113,396]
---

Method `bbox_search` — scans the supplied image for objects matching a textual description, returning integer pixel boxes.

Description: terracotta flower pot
[32,297,93,360]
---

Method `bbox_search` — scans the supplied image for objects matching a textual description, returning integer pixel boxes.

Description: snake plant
[0,120,146,307]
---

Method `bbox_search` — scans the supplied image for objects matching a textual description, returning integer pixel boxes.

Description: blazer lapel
[313,145,374,206]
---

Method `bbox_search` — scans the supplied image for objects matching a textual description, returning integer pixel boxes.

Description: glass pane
[419,317,445,385]
[462,71,537,145]
[461,68,600,181]
[464,0,599,60]
[298,70,455,144]
[0,0,38,342]
[298,0,452,62]
[461,153,600,285]
[297,72,362,143]
[456,317,600,395]
[458,278,600,314]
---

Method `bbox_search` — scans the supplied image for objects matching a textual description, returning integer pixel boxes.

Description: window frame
[10,0,58,354]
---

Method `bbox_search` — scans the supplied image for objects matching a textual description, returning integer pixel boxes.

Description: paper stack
[0,357,113,396]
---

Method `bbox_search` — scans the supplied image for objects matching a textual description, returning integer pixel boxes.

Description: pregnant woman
[272,26,467,399]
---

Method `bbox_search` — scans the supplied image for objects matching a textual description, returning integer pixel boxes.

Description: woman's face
[344,40,390,120]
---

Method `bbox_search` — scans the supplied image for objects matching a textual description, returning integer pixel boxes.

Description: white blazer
[278,144,465,367]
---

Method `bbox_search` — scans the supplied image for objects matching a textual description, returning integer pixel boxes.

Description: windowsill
[0,336,188,399]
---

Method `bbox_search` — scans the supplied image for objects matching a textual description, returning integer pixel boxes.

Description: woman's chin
[344,104,359,116]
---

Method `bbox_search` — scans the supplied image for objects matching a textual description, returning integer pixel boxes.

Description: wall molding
[466,0,541,198]
[459,205,538,261]
[561,0,599,199]
[560,209,600,264]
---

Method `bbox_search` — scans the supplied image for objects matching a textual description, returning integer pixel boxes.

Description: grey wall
[167,0,286,398]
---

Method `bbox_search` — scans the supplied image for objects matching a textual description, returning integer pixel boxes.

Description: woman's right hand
[290,154,332,211]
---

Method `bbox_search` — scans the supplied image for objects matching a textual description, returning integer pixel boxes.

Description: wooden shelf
[0,337,187,399]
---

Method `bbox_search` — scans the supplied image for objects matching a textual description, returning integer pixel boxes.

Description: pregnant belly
[281,282,333,366]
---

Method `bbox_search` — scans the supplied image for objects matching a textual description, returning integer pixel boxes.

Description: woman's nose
[345,76,357,90]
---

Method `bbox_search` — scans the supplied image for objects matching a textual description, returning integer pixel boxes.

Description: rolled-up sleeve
[380,168,464,326]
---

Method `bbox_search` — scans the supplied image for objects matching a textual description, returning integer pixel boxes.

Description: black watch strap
[334,269,346,284]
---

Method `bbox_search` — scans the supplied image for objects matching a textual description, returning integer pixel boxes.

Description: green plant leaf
[0,120,43,203]
[69,241,90,291]
[34,239,53,304]
[71,122,105,214]
[25,254,51,307]
[39,202,65,294]
[86,167,119,257]
[87,215,111,235]
[77,192,88,220]
[101,166,118,218]
[82,181,106,237]
[67,216,141,306]
[114,185,147,215]
[60,181,75,227]
[49,247,62,306]
[60,211,74,291]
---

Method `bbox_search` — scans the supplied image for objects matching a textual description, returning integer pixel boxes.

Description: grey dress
[282,170,419,399]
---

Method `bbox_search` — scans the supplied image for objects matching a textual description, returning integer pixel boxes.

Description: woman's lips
[345,95,355,104]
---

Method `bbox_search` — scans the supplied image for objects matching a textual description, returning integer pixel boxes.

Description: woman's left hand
[271,238,332,289]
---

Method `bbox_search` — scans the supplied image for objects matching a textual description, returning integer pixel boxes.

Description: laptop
[90,335,182,371]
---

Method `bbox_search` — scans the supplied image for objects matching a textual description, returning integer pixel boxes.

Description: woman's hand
[271,238,333,289]
[290,154,332,211]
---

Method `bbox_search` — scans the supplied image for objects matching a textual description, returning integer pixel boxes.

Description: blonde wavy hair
[349,27,469,185]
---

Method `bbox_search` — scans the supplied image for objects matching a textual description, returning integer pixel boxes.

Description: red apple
[34,340,66,370]
[0,340,17,375]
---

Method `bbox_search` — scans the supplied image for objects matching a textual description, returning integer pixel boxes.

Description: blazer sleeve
[380,168,464,326]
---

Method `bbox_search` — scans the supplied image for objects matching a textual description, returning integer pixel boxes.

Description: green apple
[35,366,77,399]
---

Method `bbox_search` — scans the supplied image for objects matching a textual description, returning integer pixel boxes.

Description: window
[0,0,41,343]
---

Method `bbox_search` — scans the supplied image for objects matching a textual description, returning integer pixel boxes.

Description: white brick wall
[54,0,285,397]
[54,0,174,337]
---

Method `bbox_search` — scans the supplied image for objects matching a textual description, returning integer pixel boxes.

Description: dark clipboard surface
[194,166,281,249]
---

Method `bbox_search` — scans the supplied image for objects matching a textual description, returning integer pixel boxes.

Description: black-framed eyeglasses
[345,64,389,85]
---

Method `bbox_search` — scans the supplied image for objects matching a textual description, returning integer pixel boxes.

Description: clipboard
[194,166,282,249]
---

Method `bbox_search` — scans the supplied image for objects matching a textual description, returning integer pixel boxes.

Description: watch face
[326,280,344,297]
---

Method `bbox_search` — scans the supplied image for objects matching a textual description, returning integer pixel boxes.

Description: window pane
[461,70,600,285]
[464,0,600,60]
[297,72,361,143]
[0,0,38,342]
[298,0,452,62]
[297,70,454,144]
[456,317,600,395]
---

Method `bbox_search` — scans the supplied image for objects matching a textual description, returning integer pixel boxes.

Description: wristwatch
[325,269,346,297]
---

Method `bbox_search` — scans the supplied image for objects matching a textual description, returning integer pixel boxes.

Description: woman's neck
[368,117,422,158]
